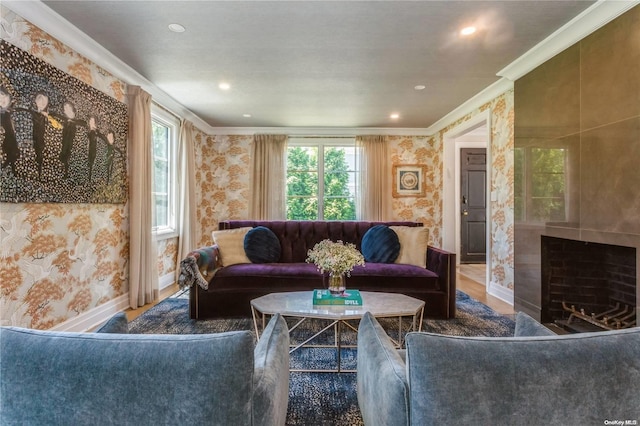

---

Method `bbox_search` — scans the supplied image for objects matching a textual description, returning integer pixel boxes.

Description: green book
[313,289,363,306]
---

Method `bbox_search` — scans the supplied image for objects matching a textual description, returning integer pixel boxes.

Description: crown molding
[425,78,513,135]
[497,0,640,81]
[206,126,430,136]
[5,0,636,138]
[2,0,216,134]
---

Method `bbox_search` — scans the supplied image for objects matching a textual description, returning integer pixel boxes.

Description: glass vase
[327,272,346,296]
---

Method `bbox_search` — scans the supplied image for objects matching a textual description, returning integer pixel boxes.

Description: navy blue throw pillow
[361,225,400,263]
[244,226,281,263]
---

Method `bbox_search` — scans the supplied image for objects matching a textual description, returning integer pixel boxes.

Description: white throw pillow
[212,227,252,266]
[389,226,429,268]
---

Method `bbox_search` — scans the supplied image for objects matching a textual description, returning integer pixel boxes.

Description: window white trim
[287,136,358,220]
[151,106,179,239]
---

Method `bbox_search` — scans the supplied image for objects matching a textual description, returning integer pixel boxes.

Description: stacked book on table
[312,289,363,306]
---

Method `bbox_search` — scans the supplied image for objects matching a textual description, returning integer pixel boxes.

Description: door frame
[442,111,491,288]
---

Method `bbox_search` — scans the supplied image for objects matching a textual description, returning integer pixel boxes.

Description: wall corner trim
[425,78,513,135]
[2,0,215,135]
[488,281,514,306]
[497,0,640,81]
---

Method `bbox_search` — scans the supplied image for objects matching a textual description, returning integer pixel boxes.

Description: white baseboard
[159,272,176,290]
[50,275,176,332]
[50,294,130,332]
[488,281,514,306]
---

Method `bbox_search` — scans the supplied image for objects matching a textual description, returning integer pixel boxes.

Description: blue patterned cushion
[361,225,400,263]
[244,226,281,263]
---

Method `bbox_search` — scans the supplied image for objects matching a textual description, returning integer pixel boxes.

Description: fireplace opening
[541,236,637,333]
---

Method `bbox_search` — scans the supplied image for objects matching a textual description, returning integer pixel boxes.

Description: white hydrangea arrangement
[306,239,365,276]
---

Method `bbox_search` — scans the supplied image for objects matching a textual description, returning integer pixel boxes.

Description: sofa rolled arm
[426,246,456,318]
[425,246,453,285]
[357,312,410,426]
[178,245,222,290]
[514,312,556,337]
[253,314,290,426]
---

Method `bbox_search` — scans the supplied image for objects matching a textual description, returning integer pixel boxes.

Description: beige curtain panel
[356,135,391,221]
[250,134,288,220]
[127,86,159,309]
[175,119,197,282]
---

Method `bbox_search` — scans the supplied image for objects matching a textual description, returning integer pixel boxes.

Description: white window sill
[154,229,178,241]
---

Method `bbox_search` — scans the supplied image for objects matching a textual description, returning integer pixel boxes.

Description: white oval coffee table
[250,291,425,372]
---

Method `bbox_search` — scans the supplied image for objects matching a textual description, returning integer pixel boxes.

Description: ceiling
[41,0,597,129]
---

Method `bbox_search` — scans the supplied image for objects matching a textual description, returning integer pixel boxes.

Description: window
[515,147,567,223]
[151,107,178,237]
[286,137,358,220]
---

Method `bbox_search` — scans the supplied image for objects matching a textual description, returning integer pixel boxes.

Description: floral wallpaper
[194,134,252,247]
[189,104,515,293]
[431,90,515,291]
[1,7,125,102]
[388,135,441,246]
[1,4,515,330]
[0,6,129,328]
[156,237,178,279]
[1,203,128,329]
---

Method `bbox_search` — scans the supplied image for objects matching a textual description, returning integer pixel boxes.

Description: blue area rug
[128,291,514,425]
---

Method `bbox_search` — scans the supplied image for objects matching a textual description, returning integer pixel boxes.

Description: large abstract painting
[0,40,127,203]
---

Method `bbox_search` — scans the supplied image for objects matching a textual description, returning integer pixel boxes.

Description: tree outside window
[286,140,357,220]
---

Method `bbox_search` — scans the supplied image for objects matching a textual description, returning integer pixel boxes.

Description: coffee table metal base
[251,301,424,373]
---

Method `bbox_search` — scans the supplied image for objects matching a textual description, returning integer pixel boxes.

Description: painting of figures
[0,40,127,203]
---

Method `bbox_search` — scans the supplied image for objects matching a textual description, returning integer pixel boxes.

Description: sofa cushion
[405,327,640,425]
[244,226,282,264]
[213,227,252,266]
[361,225,400,263]
[390,226,429,267]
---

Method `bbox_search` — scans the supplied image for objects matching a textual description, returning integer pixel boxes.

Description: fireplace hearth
[541,236,637,333]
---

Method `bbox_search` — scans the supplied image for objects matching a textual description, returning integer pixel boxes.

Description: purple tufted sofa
[180,221,456,319]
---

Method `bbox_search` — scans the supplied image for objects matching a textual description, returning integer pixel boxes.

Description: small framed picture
[392,165,426,197]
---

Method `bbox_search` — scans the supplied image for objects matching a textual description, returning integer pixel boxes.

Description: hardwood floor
[124,283,181,322]
[457,264,514,315]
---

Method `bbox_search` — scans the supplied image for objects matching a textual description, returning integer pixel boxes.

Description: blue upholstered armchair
[357,311,640,425]
[1,314,290,426]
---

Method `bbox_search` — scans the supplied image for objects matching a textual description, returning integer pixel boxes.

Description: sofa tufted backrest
[219,220,421,263]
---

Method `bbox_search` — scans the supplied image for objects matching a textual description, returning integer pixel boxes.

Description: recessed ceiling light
[243,114,252,118]
[414,85,426,91]
[168,23,186,33]
[219,83,231,90]
[390,113,400,119]
[460,26,476,36]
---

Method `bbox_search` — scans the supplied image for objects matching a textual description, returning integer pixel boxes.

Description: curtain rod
[152,101,181,121]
